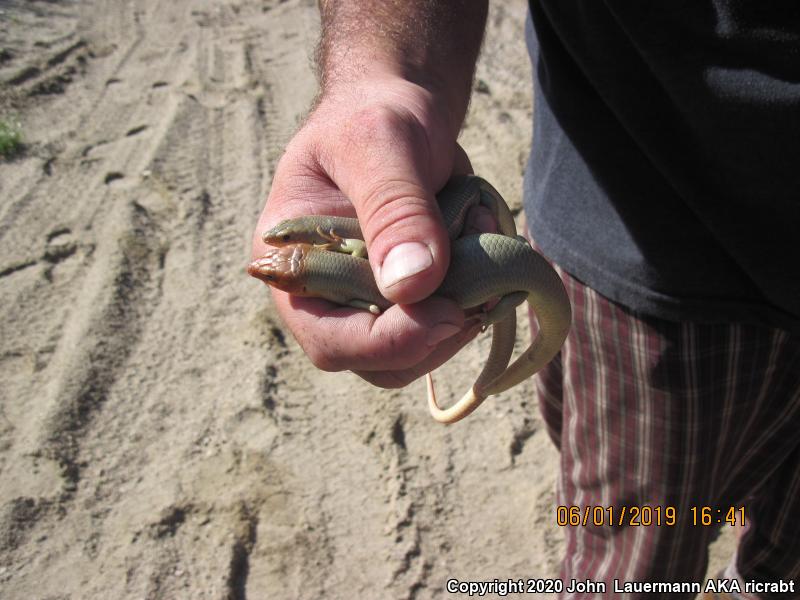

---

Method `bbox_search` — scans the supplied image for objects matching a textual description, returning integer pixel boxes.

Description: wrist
[315,69,462,145]
[316,1,487,135]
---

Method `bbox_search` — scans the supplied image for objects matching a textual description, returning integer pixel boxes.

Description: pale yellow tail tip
[427,373,486,425]
[426,373,440,416]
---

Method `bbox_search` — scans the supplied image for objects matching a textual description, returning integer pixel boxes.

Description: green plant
[0,119,23,158]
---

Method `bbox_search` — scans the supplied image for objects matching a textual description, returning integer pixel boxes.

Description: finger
[463,205,499,235]
[323,106,454,304]
[251,136,352,261]
[452,142,474,176]
[269,289,467,372]
[352,322,482,388]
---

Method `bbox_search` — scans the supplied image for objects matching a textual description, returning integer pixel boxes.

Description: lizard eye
[282,234,291,242]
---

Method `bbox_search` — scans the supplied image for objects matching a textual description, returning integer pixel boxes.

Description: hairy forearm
[316,0,488,128]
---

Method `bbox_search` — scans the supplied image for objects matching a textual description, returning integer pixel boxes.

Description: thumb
[330,106,453,304]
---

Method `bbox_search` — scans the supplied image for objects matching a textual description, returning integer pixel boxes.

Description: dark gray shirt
[523,1,800,332]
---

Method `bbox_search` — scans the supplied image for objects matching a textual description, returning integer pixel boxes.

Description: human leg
[533,265,800,599]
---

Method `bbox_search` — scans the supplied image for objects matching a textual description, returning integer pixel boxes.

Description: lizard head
[247,244,312,295]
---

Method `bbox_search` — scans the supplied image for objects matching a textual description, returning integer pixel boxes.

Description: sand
[0,0,735,598]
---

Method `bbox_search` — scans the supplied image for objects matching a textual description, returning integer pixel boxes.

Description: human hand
[250,77,492,388]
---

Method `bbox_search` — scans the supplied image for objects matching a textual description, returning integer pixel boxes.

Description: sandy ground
[0,0,736,598]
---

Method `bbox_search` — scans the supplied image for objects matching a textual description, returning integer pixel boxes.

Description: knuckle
[301,338,342,372]
[343,104,411,147]
[306,352,339,373]
[360,180,435,240]
[357,370,415,389]
[380,372,415,389]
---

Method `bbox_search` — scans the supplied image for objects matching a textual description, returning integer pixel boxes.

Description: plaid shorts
[532,261,800,599]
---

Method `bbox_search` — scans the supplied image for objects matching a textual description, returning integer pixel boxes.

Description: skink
[248,175,571,424]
